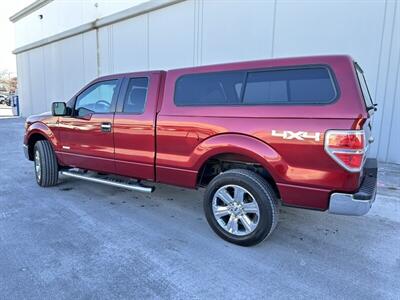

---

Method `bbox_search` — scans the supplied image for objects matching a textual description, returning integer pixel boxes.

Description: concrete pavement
[0,118,399,299]
[0,104,14,118]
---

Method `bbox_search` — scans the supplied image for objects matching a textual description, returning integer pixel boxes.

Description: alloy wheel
[212,184,260,236]
[34,150,41,181]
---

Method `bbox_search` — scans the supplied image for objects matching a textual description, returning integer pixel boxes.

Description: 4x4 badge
[271,130,321,142]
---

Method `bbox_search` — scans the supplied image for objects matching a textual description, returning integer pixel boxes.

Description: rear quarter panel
[156,55,366,210]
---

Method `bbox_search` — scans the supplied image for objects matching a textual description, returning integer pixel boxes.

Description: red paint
[113,72,164,181]
[58,113,116,173]
[24,55,372,211]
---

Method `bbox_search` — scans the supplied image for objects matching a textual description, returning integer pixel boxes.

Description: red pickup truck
[24,55,377,246]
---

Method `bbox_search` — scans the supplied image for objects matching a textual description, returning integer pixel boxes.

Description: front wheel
[204,169,279,246]
[33,140,59,187]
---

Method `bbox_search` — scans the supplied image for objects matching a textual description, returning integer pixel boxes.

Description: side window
[244,74,288,103]
[243,68,336,104]
[174,66,337,106]
[174,71,245,106]
[75,80,118,115]
[123,78,149,114]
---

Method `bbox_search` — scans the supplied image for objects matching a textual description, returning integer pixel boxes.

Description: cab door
[58,78,122,173]
[113,72,163,181]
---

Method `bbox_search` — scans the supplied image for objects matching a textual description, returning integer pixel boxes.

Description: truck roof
[96,55,354,81]
[168,54,354,73]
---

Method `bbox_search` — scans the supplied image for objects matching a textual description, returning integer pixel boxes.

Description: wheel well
[27,133,47,160]
[197,153,280,198]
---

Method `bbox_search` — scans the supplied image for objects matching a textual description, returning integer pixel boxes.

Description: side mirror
[52,102,67,116]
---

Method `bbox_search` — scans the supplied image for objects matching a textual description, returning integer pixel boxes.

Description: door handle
[100,122,112,132]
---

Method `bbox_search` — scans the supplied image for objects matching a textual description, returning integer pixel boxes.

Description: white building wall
[14,0,150,48]
[16,30,98,114]
[16,52,31,117]
[148,1,196,70]
[200,1,276,64]
[98,13,149,74]
[14,0,400,164]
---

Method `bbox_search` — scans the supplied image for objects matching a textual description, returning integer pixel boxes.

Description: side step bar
[60,170,154,193]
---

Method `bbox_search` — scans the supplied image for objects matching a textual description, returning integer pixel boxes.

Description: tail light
[324,130,366,172]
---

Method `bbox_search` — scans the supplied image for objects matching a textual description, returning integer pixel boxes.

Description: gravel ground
[0,117,399,299]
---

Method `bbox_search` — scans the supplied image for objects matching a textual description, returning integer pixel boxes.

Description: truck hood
[26,111,52,123]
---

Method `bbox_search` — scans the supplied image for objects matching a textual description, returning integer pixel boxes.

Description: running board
[60,170,154,193]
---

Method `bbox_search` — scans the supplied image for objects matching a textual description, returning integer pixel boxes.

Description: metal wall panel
[148,0,195,70]
[374,0,400,163]
[200,0,275,65]
[16,52,31,117]
[98,14,149,75]
[14,0,149,48]
[15,0,400,163]
[16,30,98,115]
[60,33,92,101]
[43,41,64,107]
[28,47,47,115]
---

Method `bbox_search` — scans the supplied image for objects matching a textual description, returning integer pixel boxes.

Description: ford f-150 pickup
[24,55,377,246]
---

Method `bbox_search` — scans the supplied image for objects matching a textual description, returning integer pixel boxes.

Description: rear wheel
[204,169,279,246]
[33,140,59,187]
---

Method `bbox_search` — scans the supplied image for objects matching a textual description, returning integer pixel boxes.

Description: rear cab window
[122,77,149,114]
[174,66,338,106]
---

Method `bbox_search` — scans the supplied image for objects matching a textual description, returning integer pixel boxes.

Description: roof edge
[10,0,54,23]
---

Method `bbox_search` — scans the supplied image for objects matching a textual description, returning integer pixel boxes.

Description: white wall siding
[200,0,275,65]
[98,14,149,75]
[17,31,98,116]
[111,15,149,73]
[148,0,196,70]
[373,0,400,163]
[99,0,197,73]
[43,42,63,104]
[14,0,150,48]
[16,52,31,117]
[14,0,400,164]
[28,47,47,115]
[273,1,385,90]
[59,32,96,100]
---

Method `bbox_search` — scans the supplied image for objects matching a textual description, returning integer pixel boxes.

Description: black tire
[33,140,59,187]
[204,169,279,246]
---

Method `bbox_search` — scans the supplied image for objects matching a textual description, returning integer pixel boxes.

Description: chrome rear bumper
[328,158,377,216]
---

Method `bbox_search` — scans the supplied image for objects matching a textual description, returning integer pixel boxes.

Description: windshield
[355,63,375,110]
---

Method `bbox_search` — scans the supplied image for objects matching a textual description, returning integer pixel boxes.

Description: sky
[0,0,33,76]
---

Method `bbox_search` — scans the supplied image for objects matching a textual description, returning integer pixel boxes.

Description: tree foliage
[0,70,17,93]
